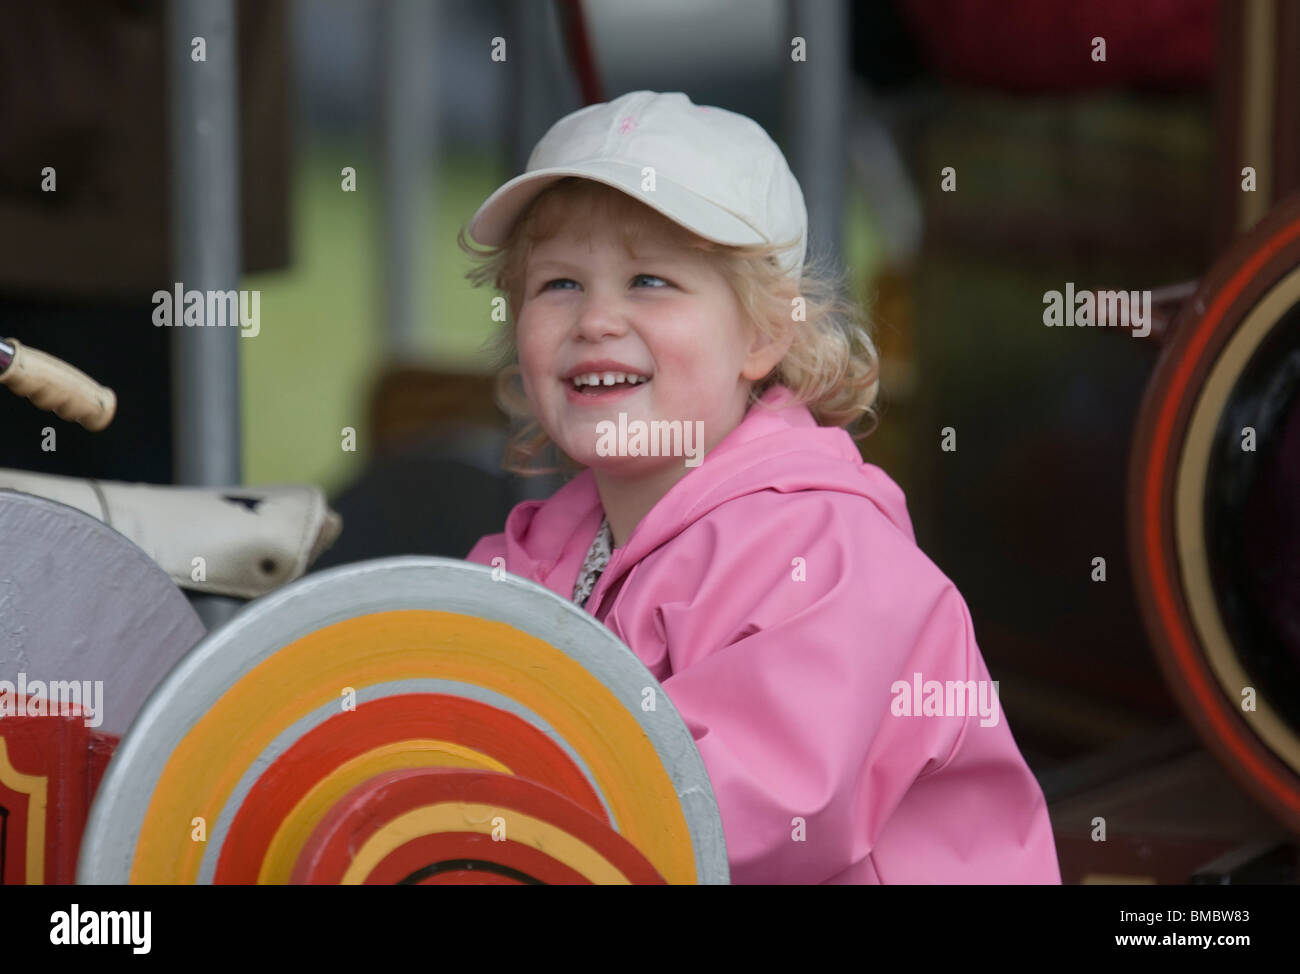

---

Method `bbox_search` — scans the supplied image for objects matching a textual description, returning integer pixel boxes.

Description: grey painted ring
[77,556,728,884]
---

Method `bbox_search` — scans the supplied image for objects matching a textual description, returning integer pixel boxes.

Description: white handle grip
[0,338,117,432]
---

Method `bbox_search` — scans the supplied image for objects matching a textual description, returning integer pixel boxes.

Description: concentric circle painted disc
[76,557,727,883]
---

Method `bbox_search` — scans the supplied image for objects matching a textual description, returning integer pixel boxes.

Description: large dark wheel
[1129,193,1300,833]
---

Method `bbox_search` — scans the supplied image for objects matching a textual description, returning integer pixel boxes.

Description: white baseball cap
[468,90,808,283]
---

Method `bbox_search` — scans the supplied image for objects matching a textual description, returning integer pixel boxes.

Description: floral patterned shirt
[571,515,613,609]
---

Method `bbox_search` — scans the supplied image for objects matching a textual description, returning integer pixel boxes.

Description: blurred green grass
[241,137,882,495]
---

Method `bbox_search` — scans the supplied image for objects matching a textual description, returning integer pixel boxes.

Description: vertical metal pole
[379,0,436,358]
[509,0,562,176]
[786,0,849,275]
[169,0,243,629]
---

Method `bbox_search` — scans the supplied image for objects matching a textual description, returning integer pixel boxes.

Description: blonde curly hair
[457,177,880,477]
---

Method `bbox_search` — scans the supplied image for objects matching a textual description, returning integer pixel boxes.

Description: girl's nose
[574,295,628,342]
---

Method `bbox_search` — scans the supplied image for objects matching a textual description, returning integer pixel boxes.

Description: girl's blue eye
[539,275,668,292]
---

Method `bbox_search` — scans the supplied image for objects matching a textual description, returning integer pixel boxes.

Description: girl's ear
[741,317,794,382]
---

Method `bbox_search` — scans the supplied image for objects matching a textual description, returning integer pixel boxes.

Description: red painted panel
[0,711,90,884]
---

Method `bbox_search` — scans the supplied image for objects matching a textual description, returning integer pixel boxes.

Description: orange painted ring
[291,768,666,885]
[213,694,606,882]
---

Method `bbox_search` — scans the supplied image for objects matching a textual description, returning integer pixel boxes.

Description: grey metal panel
[0,490,206,736]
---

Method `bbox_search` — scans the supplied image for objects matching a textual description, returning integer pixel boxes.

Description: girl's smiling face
[515,208,786,474]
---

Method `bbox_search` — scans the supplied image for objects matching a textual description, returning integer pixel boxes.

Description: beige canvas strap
[0,469,342,599]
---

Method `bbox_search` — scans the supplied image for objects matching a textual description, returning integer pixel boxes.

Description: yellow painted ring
[129,610,695,883]
[340,803,632,885]
[259,738,511,884]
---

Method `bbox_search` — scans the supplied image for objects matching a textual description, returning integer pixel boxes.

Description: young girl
[459,90,1061,884]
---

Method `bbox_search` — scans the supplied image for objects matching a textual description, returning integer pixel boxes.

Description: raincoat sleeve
[652,491,1060,884]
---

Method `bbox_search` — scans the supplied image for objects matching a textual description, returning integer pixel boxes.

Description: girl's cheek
[515,330,543,377]
[517,317,552,365]
[521,353,548,403]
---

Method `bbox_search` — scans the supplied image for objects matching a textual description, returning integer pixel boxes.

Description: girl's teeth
[570,372,649,389]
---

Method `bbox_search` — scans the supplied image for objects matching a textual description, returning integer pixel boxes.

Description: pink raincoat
[466,385,1062,884]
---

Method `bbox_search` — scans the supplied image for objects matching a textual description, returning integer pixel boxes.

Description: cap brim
[468,160,767,251]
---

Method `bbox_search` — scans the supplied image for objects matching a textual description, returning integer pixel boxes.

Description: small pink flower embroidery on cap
[618,115,638,134]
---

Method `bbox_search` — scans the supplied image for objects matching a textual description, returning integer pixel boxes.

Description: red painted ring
[291,767,667,885]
